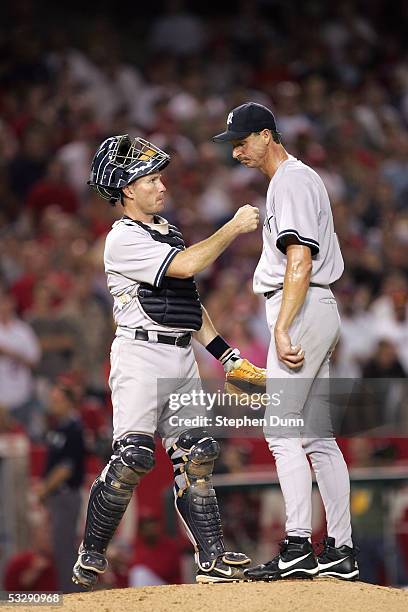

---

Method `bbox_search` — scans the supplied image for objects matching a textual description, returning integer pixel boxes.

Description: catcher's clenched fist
[232,204,260,233]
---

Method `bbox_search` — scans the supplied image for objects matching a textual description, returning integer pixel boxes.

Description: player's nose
[158,180,166,193]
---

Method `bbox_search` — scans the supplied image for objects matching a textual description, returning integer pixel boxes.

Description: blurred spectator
[27,282,82,381]
[36,375,86,592]
[55,269,112,393]
[193,143,233,223]
[0,404,25,435]
[0,284,41,437]
[216,439,251,475]
[381,134,408,205]
[26,160,79,225]
[273,81,314,145]
[98,543,131,589]
[55,38,145,126]
[225,319,267,370]
[7,125,49,203]
[348,438,408,585]
[56,122,98,201]
[361,340,406,430]
[129,509,183,586]
[9,242,51,315]
[79,396,112,462]
[149,0,207,57]
[215,441,261,556]
[370,274,408,373]
[331,281,376,377]
[3,523,58,592]
[321,4,377,64]
[362,339,406,378]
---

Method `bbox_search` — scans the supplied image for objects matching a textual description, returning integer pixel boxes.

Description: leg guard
[73,433,155,588]
[168,428,250,581]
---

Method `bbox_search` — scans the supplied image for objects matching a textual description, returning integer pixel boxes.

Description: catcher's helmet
[88,134,170,204]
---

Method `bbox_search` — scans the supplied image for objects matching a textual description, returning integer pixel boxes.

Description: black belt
[264,283,329,300]
[134,328,192,348]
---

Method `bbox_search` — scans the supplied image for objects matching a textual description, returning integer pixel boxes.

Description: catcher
[72,134,266,588]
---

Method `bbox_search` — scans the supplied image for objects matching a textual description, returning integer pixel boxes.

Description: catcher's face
[122,172,167,220]
[231,131,269,167]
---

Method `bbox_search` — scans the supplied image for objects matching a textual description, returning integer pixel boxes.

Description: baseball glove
[225,358,266,395]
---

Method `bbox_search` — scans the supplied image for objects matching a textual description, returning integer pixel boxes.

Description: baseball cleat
[244,537,318,581]
[72,564,99,589]
[196,551,251,583]
[72,544,108,589]
[317,537,359,581]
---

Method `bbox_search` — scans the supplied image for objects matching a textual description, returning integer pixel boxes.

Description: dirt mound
[2,580,408,612]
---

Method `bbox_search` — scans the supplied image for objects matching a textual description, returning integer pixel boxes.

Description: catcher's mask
[88,134,170,205]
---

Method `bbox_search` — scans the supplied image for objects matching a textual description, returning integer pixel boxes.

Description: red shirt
[26,181,79,217]
[132,536,182,584]
[10,274,36,314]
[3,552,58,591]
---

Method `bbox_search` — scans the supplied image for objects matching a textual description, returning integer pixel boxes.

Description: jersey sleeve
[274,172,320,256]
[105,228,180,288]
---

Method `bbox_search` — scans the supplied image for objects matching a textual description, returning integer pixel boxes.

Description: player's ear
[260,129,271,144]
[122,184,133,199]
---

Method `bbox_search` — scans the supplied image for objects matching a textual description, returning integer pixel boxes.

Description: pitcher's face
[231,132,269,168]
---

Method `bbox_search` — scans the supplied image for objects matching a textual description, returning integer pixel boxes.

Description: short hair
[272,130,282,144]
[256,129,282,144]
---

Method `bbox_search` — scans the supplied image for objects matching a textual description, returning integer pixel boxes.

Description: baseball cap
[212,102,279,142]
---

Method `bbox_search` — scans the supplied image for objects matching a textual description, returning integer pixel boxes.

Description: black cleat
[244,537,318,581]
[196,552,251,583]
[317,537,359,581]
[72,564,99,589]
[72,544,108,589]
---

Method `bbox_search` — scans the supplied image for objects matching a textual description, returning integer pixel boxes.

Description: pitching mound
[2,580,408,612]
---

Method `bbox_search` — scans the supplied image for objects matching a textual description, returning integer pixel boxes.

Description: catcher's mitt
[225,358,266,396]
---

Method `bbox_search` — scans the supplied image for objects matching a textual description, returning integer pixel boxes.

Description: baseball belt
[134,328,192,347]
[264,283,330,300]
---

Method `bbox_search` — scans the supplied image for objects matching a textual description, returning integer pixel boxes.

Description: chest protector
[132,219,203,331]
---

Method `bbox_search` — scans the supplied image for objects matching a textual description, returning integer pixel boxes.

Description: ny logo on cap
[227,112,234,125]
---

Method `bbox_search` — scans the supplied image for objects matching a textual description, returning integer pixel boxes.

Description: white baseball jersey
[104,216,190,333]
[0,318,40,408]
[253,155,344,293]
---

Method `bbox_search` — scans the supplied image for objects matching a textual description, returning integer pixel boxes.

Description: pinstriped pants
[264,285,352,547]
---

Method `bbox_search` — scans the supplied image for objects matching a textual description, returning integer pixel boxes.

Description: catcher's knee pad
[82,433,155,555]
[168,429,226,569]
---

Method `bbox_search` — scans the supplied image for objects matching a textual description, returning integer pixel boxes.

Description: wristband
[205,335,231,360]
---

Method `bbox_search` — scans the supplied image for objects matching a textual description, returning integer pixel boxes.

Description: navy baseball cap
[213,102,279,142]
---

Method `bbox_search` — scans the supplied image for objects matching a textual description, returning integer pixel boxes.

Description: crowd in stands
[1,0,408,590]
